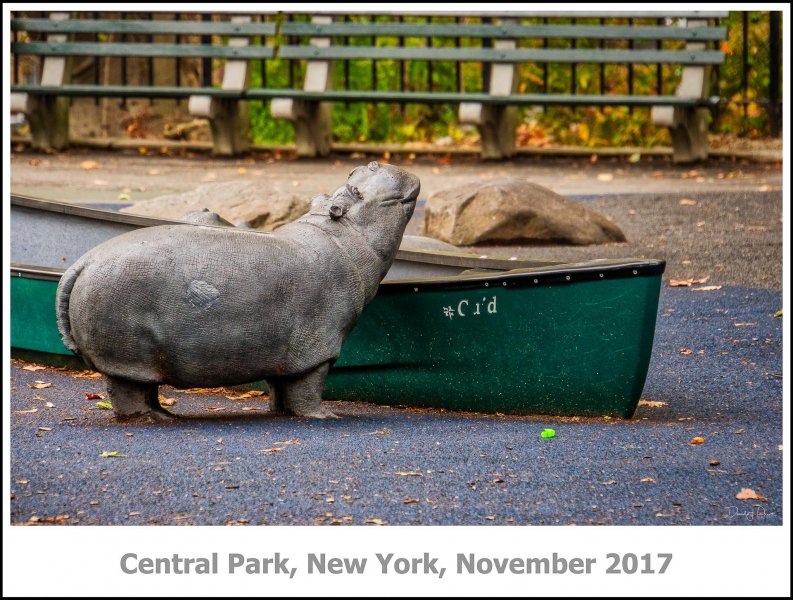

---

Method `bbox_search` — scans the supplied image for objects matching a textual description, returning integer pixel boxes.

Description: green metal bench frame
[10,14,276,155]
[11,12,728,161]
[273,13,727,161]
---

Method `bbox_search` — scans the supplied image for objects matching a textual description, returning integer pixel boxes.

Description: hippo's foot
[267,362,338,419]
[105,376,178,422]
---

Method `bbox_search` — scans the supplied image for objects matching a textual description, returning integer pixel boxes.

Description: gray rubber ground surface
[10,283,782,526]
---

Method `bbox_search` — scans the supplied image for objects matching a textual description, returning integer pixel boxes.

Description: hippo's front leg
[266,361,339,419]
[105,376,176,422]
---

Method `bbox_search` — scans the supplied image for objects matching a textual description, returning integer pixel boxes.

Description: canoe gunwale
[12,258,665,290]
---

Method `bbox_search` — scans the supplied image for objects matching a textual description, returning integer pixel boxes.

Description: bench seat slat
[281,45,725,65]
[11,84,719,107]
[12,41,275,59]
[11,18,276,36]
[280,22,727,41]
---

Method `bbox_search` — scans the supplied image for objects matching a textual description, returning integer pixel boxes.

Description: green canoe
[12,256,663,418]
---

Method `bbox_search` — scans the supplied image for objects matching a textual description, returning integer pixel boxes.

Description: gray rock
[422,177,626,246]
[56,162,420,421]
[121,181,310,231]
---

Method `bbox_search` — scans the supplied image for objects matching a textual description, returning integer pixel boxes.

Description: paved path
[10,284,782,525]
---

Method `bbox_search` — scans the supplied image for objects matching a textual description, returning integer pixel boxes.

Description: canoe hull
[11,264,662,417]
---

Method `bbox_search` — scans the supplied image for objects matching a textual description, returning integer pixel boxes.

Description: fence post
[768,11,781,138]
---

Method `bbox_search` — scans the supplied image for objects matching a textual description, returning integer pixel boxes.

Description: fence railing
[11,11,782,140]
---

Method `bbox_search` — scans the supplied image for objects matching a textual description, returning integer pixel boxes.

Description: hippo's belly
[66,226,360,386]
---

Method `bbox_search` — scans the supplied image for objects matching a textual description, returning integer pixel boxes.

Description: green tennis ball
[540,428,556,438]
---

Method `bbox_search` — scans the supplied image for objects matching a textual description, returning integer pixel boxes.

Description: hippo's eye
[367,161,380,171]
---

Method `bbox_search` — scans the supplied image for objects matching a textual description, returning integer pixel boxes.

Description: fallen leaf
[692,285,722,292]
[640,477,656,483]
[45,402,55,408]
[184,387,227,394]
[596,173,613,182]
[262,447,283,454]
[22,365,46,372]
[638,400,667,408]
[690,437,706,445]
[72,371,102,379]
[709,459,720,466]
[80,160,99,170]
[540,428,556,438]
[368,429,390,435]
[669,276,709,287]
[774,309,782,318]
[679,348,694,355]
[100,451,124,458]
[224,390,266,400]
[485,515,496,521]
[129,511,141,516]
[15,408,38,414]
[394,472,422,477]
[403,497,419,505]
[679,198,697,206]
[206,406,225,411]
[85,392,104,400]
[225,484,240,490]
[38,426,52,431]
[735,488,767,501]
[366,517,387,525]
[601,479,617,485]
[240,406,260,411]
[31,382,52,389]
[16,480,29,485]
[96,401,113,410]
[159,395,176,407]
[274,439,301,446]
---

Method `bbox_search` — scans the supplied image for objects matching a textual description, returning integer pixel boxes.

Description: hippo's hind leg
[105,376,176,421]
[266,362,338,419]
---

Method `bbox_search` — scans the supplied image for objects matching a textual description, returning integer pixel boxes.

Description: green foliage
[248,12,779,147]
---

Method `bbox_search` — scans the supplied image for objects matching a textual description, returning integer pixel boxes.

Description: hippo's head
[346,161,420,216]
[343,161,420,263]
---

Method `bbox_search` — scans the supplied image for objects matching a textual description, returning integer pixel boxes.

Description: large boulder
[422,177,626,245]
[120,181,310,231]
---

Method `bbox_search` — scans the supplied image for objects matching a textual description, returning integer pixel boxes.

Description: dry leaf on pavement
[735,488,767,501]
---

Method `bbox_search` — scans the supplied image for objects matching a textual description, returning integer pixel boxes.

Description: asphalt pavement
[10,283,782,525]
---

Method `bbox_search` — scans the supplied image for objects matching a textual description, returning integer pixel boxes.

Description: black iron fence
[11,11,782,139]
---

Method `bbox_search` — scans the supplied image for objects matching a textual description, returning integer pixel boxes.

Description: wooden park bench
[10,13,276,155]
[11,12,728,162]
[271,11,728,162]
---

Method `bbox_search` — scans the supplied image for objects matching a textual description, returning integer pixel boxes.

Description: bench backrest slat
[11,17,276,36]
[12,41,275,59]
[280,45,725,65]
[280,22,726,42]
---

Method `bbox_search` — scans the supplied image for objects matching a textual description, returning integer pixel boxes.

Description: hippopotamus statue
[56,162,420,420]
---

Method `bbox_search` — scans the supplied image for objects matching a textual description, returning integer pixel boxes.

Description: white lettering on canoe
[443,296,497,320]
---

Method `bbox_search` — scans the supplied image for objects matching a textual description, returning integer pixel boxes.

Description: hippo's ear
[329,203,347,220]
